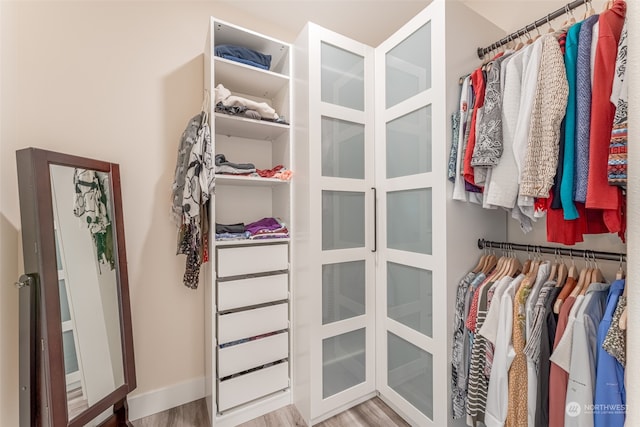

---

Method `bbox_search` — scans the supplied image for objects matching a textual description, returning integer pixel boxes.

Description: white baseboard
[128,377,205,421]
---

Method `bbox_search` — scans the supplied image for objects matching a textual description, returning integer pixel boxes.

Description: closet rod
[477,239,626,262]
[476,0,588,59]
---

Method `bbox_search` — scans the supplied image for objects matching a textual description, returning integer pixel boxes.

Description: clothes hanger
[532,25,542,42]
[588,251,604,284]
[506,244,522,277]
[554,250,578,313]
[555,251,568,287]
[561,5,576,30]
[581,253,602,296]
[603,0,614,12]
[490,245,509,280]
[482,248,498,275]
[472,248,487,273]
[547,14,556,33]
[514,30,526,51]
[584,0,596,19]
[616,253,626,281]
[547,248,559,282]
[566,248,579,280]
[521,245,532,275]
[525,246,542,285]
[619,307,627,330]
[524,31,534,46]
[505,34,515,51]
[571,253,592,298]
[619,254,627,329]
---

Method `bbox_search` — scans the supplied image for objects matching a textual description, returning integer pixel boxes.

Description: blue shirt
[594,279,626,427]
[560,21,583,220]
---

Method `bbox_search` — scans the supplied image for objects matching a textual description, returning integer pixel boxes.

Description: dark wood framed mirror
[16,148,136,427]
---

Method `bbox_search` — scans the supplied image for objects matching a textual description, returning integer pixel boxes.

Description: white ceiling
[213,0,603,47]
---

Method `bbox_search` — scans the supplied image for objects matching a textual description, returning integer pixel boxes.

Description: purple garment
[574,14,599,203]
[245,217,284,235]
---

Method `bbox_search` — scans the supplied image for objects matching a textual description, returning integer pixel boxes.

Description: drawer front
[218,331,289,377]
[218,361,289,412]
[218,303,288,344]
[217,244,288,278]
[218,274,288,311]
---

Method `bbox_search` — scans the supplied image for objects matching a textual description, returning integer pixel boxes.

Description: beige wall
[0,1,295,424]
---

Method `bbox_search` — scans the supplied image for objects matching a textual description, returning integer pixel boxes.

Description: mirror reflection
[49,165,125,422]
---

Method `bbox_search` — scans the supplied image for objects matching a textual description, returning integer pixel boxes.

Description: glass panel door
[375,6,437,425]
[312,30,375,418]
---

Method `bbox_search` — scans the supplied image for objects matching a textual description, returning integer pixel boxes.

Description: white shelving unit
[203,17,293,427]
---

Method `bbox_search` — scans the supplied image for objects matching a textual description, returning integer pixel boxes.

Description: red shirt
[586,0,626,234]
[463,68,486,186]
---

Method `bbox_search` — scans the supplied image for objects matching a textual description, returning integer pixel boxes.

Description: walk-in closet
[199,0,632,426]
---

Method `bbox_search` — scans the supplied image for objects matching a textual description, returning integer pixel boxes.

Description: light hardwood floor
[132,396,409,427]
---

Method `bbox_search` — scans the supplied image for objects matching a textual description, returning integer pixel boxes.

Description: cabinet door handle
[372,187,377,253]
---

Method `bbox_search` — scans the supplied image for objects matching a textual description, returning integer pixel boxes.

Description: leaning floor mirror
[16,148,136,427]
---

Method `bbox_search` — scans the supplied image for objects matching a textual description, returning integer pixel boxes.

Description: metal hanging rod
[476,0,589,59]
[477,239,626,262]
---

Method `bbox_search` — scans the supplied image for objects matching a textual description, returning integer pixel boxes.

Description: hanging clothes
[565,282,611,427]
[574,14,600,203]
[463,68,486,187]
[519,34,567,200]
[607,21,628,188]
[453,244,628,427]
[451,271,477,419]
[483,51,524,212]
[484,274,525,427]
[585,0,626,236]
[451,2,628,246]
[171,110,214,288]
[594,279,626,427]
[559,21,584,220]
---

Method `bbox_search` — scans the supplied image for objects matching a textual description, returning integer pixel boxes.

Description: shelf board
[214,57,289,99]
[215,238,290,247]
[214,113,289,140]
[215,174,290,187]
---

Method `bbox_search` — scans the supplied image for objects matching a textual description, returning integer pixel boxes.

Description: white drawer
[218,274,288,311]
[217,303,288,344]
[218,331,289,377]
[218,361,289,412]
[217,244,288,278]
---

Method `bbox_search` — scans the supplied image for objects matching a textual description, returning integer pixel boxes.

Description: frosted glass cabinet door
[322,328,366,398]
[386,106,432,179]
[387,262,432,337]
[387,332,433,419]
[308,23,375,418]
[322,191,365,250]
[322,261,366,325]
[386,188,432,255]
[321,42,365,111]
[322,117,365,179]
[376,5,436,425]
[385,22,431,108]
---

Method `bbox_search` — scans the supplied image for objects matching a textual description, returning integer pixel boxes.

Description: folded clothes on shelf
[214,44,272,70]
[215,153,256,174]
[214,217,289,241]
[214,83,278,120]
[252,165,293,181]
[216,222,245,234]
[246,217,289,239]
